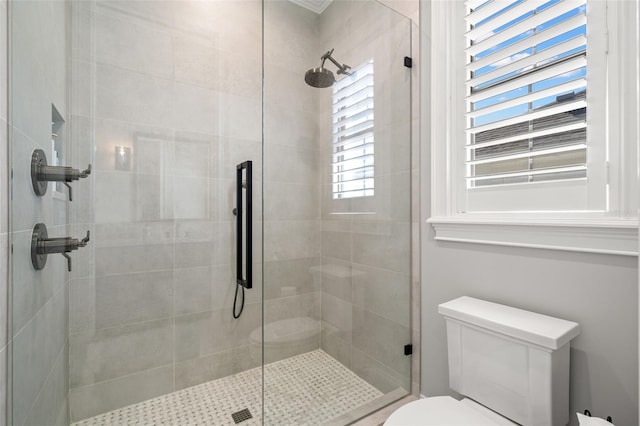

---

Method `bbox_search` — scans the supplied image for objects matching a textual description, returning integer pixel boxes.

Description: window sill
[427,217,638,256]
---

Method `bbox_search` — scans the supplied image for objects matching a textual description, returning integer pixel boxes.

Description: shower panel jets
[305,48,351,88]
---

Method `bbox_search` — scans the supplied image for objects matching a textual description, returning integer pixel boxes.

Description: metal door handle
[235,161,252,289]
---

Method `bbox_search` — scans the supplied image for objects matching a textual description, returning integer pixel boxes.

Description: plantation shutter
[465,0,588,190]
[332,60,374,199]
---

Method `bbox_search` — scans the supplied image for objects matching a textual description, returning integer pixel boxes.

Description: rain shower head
[305,49,350,88]
[305,67,335,88]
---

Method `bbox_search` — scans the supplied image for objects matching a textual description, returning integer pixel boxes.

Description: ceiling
[287,0,333,14]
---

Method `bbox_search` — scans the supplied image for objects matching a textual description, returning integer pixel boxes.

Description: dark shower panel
[236,161,252,289]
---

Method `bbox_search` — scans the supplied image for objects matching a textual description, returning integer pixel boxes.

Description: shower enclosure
[7,0,413,424]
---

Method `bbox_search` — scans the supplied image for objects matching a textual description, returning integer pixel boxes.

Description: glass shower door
[263,1,413,423]
[9,1,265,424]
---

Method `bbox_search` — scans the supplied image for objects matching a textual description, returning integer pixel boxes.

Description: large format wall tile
[94,10,173,79]
[95,243,173,276]
[352,306,410,380]
[352,222,410,274]
[263,257,321,300]
[69,318,173,388]
[96,63,174,128]
[351,264,410,327]
[174,345,260,391]
[174,303,261,363]
[70,365,174,421]
[23,343,69,426]
[12,286,67,426]
[10,228,64,334]
[95,270,173,329]
[264,221,321,262]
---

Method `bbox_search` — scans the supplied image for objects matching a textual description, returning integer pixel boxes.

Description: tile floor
[72,350,383,426]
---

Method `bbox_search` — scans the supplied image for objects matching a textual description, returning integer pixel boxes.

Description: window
[332,60,374,199]
[466,0,587,190]
[426,0,639,255]
[462,0,602,212]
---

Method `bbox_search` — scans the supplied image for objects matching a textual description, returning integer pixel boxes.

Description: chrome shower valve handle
[31,223,91,272]
[31,148,92,201]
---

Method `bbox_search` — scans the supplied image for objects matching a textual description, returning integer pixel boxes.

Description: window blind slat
[333,132,374,151]
[466,0,586,56]
[333,163,374,175]
[333,103,374,126]
[333,141,374,156]
[469,78,586,118]
[467,99,586,134]
[466,12,586,72]
[333,119,374,140]
[468,143,587,165]
[467,55,586,102]
[467,35,586,88]
[466,0,548,42]
[468,165,586,181]
[333,71,373,95]
[467,121,586,149]
[464,0,511,26]
[333,153,374,168]
[333,86,374,111]
[333,169,375,183]
[333,179,374,191]
[466,0,492,12]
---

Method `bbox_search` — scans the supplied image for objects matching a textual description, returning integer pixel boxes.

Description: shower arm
[321,49,351,75]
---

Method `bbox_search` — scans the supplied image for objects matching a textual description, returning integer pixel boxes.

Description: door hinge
[404,344,413,356]
[404,56,413,68]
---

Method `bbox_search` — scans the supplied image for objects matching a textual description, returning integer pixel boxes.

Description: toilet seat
[384,396,516,426]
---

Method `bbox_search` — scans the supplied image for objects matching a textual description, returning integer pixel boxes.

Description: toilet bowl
[385,396,516,425]
[385,297,580,426]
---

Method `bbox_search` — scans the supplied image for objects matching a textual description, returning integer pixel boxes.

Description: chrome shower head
[304,67,336,88]
[305,49,350,88]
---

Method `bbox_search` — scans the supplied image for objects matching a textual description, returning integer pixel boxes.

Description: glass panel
[8,0,413,424]
[263,0,412,423]
[10,1,263,424]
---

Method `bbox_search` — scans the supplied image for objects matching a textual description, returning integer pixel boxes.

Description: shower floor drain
[231,408,253,424]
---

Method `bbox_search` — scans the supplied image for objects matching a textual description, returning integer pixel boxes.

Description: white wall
[420,2,639,426]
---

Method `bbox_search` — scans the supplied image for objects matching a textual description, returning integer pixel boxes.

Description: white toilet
[385,296,580,426]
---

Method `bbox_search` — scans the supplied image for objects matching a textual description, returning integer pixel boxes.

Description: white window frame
[426,0,639,256]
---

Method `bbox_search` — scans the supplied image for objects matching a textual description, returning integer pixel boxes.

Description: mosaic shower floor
[72,350,384,426]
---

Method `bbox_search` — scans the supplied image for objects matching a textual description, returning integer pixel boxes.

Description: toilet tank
[438,297,580,426]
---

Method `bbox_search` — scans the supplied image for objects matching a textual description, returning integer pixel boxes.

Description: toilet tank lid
[438,297,580,350]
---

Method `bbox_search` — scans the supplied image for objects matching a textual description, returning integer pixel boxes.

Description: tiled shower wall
[318,0,414,394]
[8,1,71,425]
